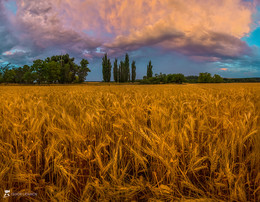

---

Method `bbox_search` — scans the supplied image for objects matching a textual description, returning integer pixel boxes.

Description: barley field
[0,83,259,201]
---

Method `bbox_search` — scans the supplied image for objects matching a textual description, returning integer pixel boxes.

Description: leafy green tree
[131,61,136,82]
[213,74,223,83]
[23,71,37,84]
[58,55,65,83]
[166,74,174,83]
[45,57,51,63]
[14,67,25,83]
[69,59,78,83]
[0,71,2,83]
[74,75,79,83]
[174,73,185,84]
[102,53,112,82]
[0,63,11,83]
[63,54,70,64]
[72,65,80,83]
[51,56,58,62]
[78,59,90,83]
[0,73,2,83]
[157,72,167,83]
[3,69,15,83]
[60,63,70,83]
[113,59,118,82]
[198,72,212,83]
[147,60,153,79]
[185,75,199,83]
[0,54,90,84]
[32,59,48,84]
[47,61,60,83]
[0,63,10,73]
[59,54,75,83]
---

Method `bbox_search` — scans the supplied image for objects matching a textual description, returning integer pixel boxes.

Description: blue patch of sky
[83,30,95,37]
[85,58,103,81]
[0,61,12,66]
[83,29,114,40]
[212,57,260,77]
[4,1,17,15]
[242,6,260,46]
[243,27,260,46]
[103,32,114,39]
[96,47,105,54]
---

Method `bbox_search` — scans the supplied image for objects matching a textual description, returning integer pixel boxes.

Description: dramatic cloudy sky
[0,0,260,80]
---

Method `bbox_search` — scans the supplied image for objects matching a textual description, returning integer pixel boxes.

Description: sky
[0,0,260,80]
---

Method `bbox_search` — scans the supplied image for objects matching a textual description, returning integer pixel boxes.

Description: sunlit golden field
[0,83,259,201]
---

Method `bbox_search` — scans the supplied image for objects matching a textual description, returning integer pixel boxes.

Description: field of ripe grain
[0,84,259,201]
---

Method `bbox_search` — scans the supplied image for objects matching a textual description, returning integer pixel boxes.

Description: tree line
[0,54,90,84]
[102,53,227,84]
[140,72,224,84]
[1,52,259,84]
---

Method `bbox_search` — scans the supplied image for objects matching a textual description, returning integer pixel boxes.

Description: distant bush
[185,76,199,83]
[197,72,224,83]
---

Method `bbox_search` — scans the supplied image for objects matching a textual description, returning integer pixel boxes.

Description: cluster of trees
[223,77,260,83]
[184,74,260,83]
[102,53,154,84]
[141,73,186,84]
[197,72,224,83]
[102,53,160,84]
[102,53,137,83]
[140,72,224,84]
[185,76,199,83]
[0,54,90,84]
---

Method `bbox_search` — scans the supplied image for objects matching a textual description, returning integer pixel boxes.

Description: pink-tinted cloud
[220,68,228,71]
[190,56,220,62]
[3,51,13,56]
[103,0,254,59]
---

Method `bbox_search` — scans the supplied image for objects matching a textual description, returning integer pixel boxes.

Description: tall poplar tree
[131,61,136,82]
[102,53,112,82]
[147,60,153,79]
[124,53,130,82]
[113,59,118,82]
[119,61,125,82]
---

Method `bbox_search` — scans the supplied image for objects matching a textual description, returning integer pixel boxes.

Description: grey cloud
[105,21,251,61]
[1,51,30,66]
[13,0,101,59]
[0,1,17,55]
[175,32,251,59]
